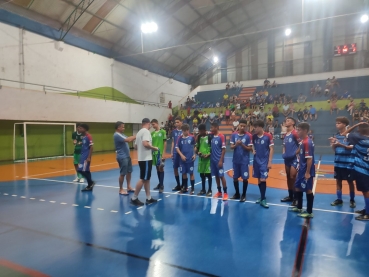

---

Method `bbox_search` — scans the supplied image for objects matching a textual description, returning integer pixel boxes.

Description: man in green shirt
[72,123,84,182]
[151,119,167,193]
[195,124,212,196]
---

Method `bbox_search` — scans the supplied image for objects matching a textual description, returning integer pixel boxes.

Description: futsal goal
[13,122,76,163]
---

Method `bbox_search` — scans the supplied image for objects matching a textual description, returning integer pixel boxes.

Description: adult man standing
[114,121,136,195]
[131,118,159,206]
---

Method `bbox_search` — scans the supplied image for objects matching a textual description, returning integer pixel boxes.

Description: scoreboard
[334,43,357,56]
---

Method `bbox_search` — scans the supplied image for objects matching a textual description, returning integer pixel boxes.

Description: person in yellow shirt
[264,90,269,97]
[223,93,229,101]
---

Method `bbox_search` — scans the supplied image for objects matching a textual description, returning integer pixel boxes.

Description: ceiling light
[141,22,158,34]
[213,56,219,64]
[285,28,291,36]
[361,14,368,23]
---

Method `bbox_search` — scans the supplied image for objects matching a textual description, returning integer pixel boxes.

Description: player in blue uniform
[281,117,300,206]
[344,122,369,220]
[230,119,253,202]
[78,123,95,192]
[176,124,196,194]
[210,122,228,201]
[328,117,356,208]
[252,120,274,208]
[291,123,315,218]
[171,117,183,191]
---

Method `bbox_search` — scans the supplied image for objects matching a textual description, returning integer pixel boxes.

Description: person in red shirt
[168,101,172,109]
[187,106,191,116]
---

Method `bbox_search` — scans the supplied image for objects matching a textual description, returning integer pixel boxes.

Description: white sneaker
[79,178,85,183]
[73,177,79,182]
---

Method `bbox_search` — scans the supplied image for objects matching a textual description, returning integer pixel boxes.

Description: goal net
[13,122,76,162]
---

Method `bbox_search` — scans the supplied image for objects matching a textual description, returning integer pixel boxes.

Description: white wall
[0,22,189,107]
[0,87,170,124]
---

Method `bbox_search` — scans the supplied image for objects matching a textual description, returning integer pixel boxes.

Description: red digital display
[334,43,357,56]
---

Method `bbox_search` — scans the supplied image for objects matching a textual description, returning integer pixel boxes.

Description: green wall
[0,121,133,162]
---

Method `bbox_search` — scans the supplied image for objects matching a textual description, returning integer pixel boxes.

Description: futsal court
[0,151,368,277]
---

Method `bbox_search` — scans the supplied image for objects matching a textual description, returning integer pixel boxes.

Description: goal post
[13,122,76,163]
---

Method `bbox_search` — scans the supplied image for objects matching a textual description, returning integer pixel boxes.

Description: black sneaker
[197,190,206,196]
[91,181,96,188]
[179,187,188,194]
[291,200,298,207]
[355,214,369,221]
[281,196,293,202]
[81,186,93,192]
[350,200,356,208]
[355,209,366,215]
[206,190,212,197]
[190,188,194,195]
[240,194,246,202]
[131,198,144,206]
[159,186,164,193]
[172,185,181,191]
[146,198,158,205]
[230,193,240,200]
[153,184,160,190]
[331,199,343,206]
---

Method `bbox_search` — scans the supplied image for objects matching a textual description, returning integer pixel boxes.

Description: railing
[0,78,169,108]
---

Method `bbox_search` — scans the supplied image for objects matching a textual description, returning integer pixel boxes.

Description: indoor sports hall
[1,1,369,277]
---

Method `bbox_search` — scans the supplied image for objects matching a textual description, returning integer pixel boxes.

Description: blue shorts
[172,154,181,169]
[353,170,369,192]
[294,174,313,192]
[252,161,269,179]
[211,160,224,177]
[181,162,195,175]
[78,160,90,172]
[284,157,298,169]
[233,163,249,180]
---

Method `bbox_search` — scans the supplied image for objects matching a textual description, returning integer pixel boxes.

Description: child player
[176,124,196,194]
[72,123,84,183]
[78,124,95,192]
[281,117,300,206]
[195,124,213,196]
[151,119,167,193]
[328,117,356,208]
[252,120,274,208]
[291,123,315,218]
[171,117,183,191]
[230,119,253,202]
[210,122,228,201]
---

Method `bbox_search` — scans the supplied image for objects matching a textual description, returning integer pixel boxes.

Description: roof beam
[82,0,118,33]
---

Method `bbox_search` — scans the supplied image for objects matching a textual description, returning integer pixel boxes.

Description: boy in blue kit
[171,117,183,191]
[344,122,369,220]
[328,117,356,208]
[210,122,228,201]
[176,124,196,194]
[78,124,95,192]
[252,120,274,208]
[281,117,300,206]
[291,123,315,218]
[230,119,253,202]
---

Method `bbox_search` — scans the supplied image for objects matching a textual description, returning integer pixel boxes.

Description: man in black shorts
[131,118,159,206]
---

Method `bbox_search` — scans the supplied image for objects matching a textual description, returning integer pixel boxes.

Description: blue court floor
[0,153,368,277]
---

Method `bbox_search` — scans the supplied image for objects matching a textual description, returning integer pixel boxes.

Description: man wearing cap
[309,105,317,121]
[131,118,159,206]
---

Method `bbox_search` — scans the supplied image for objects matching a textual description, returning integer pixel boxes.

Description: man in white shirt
[131,118,159,206]
[232,119,239,132]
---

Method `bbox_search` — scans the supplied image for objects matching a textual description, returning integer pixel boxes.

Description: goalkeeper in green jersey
[72,123,84,183]
[195,124,212,196]
[151,119,167,193]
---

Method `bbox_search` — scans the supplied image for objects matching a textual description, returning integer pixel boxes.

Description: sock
[175,175,180,186]
[223,186,227,193]
[337,190,342,200]
[183,177,188,188]
[190,179,195,189]
[217,186,222,193]
[206,174,212,191]
[258,182,266,200]
[77,172,83,179]
[350,191,355,201]
[80,171,92,186]
[288,189,293,199]
[306,193,314,214]
[157,171,160,183]
[242,180,248,195]
[365,198,369,215]
[200,173,206,191]
[296,191,303,210]
[147,195,151,200]
[233,181,240,195]
[159,172,165,186]
[132,194,138,200]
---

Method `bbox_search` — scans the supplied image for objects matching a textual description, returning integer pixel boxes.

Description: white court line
[20,196,26,199]
[84,206,91,209]
[60,202,67,205]
[11,195,17,197]
[110,210,118,213]
[72,204,79,207]
[39,199,45,202]
[125,211,132,214]
[97,208,104,211]
[3,193,8,195]
[49,201,56,203]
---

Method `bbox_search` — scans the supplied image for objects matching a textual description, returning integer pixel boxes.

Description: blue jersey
[230,132,252,165]
[176,135,196,163]
[283,129,300,160]
[333,133,352,169]
[347,132,369,176]
[252,132,274,165]
[298,137,315,177]
[211,133,226,163]
[171,129,183,154]
[81,133,93,160]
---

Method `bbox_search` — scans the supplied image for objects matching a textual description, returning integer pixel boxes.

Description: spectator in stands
[289,101,295,117]
[264,78,270,88]
[347,98,355,115]
[198,111,203,123]
[272,104,280,118]
[226,82,230,90]
[216,101,220,108]
[231,82,236,90]
[331,76,340,88]
[253,107,261,119]
[282,101,291,117]
[160,122,165,129]
[271,80,278,88]
[324,86,330,97]
[181,111,186,121]
[180,104,183,110]
[326,78,331,88]
[309,104,317,121]
[297,93,307,104]
[240,111,246,120]
[237,81,242,89]
[259,108,266,122]
[353,109,360,124]
[187,106,191,116]
[266,108,274,121]
[193,124,199,135]
[310,86,315,97]
[315,84,322,96]
[359,99,367,112]
[303,106,309,121]
[219,111,223,123]
[341,90,350,99]
[168,100,172,109]
[209,111,216,123]
[330,99,339,115]
[232,118,239,132]
[250,96,256,109]
[186,114,191,124]
[225,108,231,125]
[223,92,229,103]
[236,102,241,110]
[267,94,274,104]
[361,110,369,122]
[193,116,199,126]
[202,111,208,123]
[280,121,287,139]
[330,91,338,101]
[296,109,304,122]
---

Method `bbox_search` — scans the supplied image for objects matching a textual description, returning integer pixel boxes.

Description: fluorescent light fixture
[361,14,368,23]
[285,28,291,36]
[141,22,158,34]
